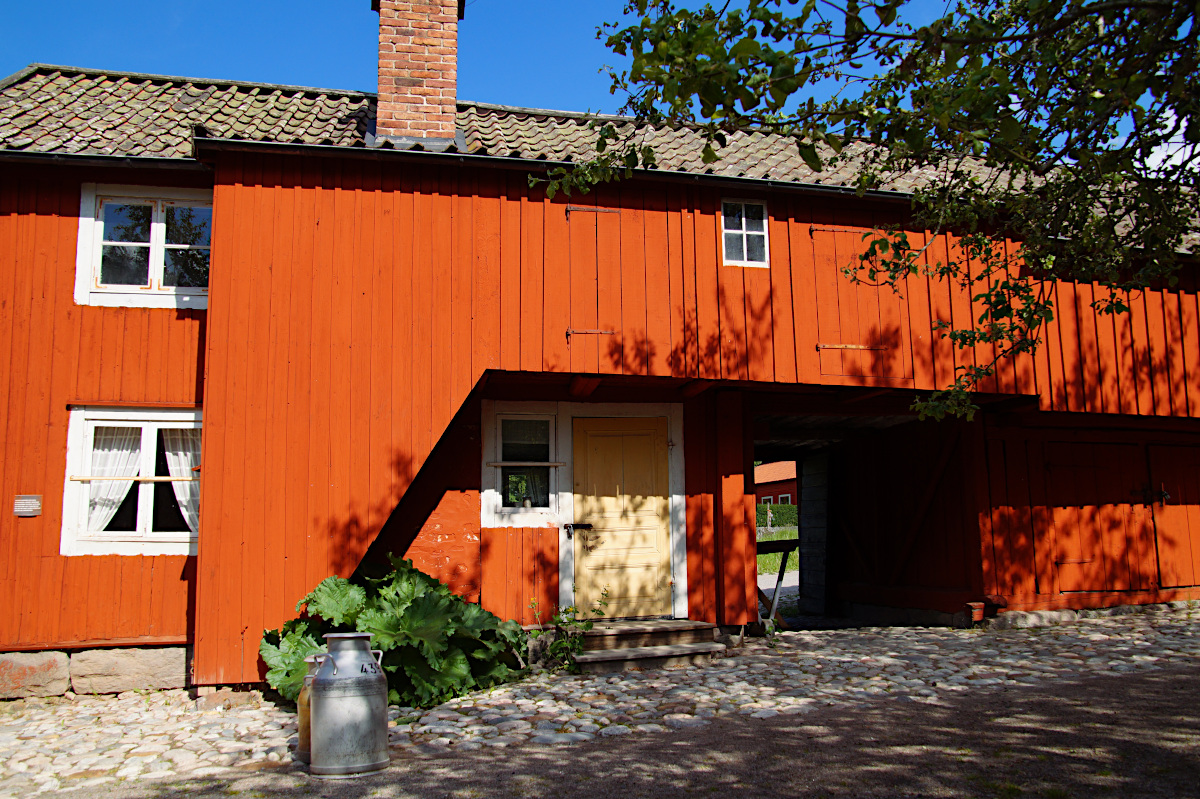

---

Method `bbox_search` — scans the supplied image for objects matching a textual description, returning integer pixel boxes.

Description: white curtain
[162,428,201,534]
[88,427,141,532]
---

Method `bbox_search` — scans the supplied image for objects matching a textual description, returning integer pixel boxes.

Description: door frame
[481,400,688,619]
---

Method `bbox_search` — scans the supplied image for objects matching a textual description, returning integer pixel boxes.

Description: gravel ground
[1,604,1197,797]
[53,661,1200,799]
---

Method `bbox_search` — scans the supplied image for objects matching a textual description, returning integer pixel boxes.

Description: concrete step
[583,619,718,651]
[575,641,727,673]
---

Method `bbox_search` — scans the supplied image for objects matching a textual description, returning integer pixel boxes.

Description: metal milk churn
[295,654,320,764]
[309,632,389,776]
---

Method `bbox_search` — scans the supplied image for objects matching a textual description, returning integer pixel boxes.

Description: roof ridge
[1,63,376,100]
[458,100,638,124]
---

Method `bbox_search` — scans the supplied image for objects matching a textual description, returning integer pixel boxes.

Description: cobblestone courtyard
[1,603,1197,796]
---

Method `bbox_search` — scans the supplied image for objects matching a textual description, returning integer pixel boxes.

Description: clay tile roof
[0,64,1019,199]
[0,64,374,159]
[754,461,796,485]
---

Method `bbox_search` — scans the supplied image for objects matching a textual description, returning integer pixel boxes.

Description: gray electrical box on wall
[13,495,42,517]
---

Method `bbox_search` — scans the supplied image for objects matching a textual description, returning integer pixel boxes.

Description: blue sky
[1,0,635,114]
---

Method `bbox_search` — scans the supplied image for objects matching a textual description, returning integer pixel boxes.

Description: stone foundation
[0,651,70,699]
[69,647,188,695]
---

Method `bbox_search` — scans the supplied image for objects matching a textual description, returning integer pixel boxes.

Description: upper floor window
[722,200,769,268]
[75,184,212,309]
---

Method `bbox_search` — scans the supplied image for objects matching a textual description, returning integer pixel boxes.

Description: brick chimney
[372,0,463,148]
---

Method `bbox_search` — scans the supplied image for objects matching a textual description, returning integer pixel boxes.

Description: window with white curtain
[61,407,201,556]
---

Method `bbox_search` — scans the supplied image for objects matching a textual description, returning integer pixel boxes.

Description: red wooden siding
[479,527,558,626]
[981,422,1200,610]
[0,165,205,651]
[682,392,758,626]
[194,153,1200,682]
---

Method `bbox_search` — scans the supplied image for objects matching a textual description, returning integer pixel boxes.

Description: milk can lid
[323,632,372,639]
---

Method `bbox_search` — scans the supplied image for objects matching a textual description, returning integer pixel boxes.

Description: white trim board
[480,400,688,620]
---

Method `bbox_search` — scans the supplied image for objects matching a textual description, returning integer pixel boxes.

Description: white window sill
[61,538,197,557]
[81,291,209,310]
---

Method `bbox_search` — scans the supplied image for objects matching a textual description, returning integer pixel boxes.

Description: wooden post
[715,391,757,625]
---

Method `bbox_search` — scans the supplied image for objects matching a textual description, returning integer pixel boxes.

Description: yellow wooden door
[573,417,672,618]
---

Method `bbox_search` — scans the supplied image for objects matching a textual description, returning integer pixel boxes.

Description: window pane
[102,203,151,243]
[88,426,141,532]
[502,466,550,508]
[744,203,765,232]
[166,206,212,246]
[152,430,191,533]
[724,232,744,262]
[746,233,767,263]
[164,248,210,288]
[102,485,139,532]
[100,245,150,285]
[501,419,550,462]
[722,202,743,231]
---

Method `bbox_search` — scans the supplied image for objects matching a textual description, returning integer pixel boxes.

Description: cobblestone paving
[0,603,1196,794]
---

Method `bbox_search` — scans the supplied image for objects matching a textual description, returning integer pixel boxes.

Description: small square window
[61,407,202,556]
[722,200,769,268]
[497,416,555,510]
[76,184,212,309]
[777,494,792,505]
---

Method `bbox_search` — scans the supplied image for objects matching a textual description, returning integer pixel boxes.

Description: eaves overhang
[191,136,913,204]
[0,149,211,172]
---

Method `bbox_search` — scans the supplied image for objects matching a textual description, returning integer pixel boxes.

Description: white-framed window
[495,415,558,512]
[60,407,202,556]
[778,493,792,505]
[721,199,769,267]
[761,496,774,505]
[75,184,212,309]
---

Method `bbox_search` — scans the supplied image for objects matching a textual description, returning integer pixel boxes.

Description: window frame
[75,184,212,309]
[486,412,560,525]
[60,406,202,556]
[720,198,770,269]
[777,493,792,505]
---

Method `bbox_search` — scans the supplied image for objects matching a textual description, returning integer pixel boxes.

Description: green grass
[756,527,800,575]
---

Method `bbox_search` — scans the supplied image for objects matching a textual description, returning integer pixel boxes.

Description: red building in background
[755,462,797,505]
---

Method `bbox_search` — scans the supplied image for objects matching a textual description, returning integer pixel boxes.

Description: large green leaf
[394,591,456,663]
[259,627,323,702]
[356,607,406,651]
[295,576,366,627]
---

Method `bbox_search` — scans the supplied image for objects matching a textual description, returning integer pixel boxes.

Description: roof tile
[0,63,959,196]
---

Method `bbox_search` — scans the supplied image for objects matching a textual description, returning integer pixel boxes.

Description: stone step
[574,641,727,673]
[583,620,718,651]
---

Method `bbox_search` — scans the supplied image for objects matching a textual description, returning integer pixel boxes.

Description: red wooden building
[754,462,797,506]
[2,0,1199,687]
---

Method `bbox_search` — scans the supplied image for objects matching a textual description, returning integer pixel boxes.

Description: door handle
[564,523,593,540]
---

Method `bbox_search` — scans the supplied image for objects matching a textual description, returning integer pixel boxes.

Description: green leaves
[295,576,365,627]
[262,559,527,708]
[258,617,325,702]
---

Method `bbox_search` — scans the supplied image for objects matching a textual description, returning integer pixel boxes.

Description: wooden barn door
[809,227,913,380]
[1148,446,1200,588]
[1044,442,1156,593]
[572,417,672,618]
